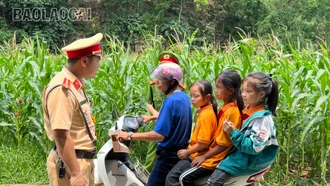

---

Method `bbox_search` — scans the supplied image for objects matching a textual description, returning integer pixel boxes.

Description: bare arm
[141,115,159,123]
[142,104,159,123]
[191,145,229,167]
[177,142,208,160]
[53,129,85,185]
[146,104,159,117]
[201,145,228,160]
[116,130,165,142]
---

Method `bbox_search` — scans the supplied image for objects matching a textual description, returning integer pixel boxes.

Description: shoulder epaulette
[62,78,71,89]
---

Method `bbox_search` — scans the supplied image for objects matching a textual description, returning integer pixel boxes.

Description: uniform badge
[91,115,96,124]
[62,78,71,89]
[73,79,81,90]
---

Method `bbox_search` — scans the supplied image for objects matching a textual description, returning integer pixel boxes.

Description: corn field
[0,33,329,185]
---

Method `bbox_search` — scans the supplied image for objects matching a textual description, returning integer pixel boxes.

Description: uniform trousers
[47,149,94,186]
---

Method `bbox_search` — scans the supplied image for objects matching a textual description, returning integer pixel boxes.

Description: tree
[1,0,75,50]
[258,0,330,47]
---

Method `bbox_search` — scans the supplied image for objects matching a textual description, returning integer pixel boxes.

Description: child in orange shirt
[166,69,243,186]
[166,80,217,186]
[191,70,244,171]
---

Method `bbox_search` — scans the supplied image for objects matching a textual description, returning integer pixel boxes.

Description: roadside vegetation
[0,33,329,185]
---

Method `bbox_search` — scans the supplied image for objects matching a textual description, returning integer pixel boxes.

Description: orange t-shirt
[201,102,241,170]
[188,104,217,159]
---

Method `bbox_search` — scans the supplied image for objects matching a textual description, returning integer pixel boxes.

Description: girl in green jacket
[207,72,279,186]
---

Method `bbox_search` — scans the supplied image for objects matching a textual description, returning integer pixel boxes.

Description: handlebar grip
[135,117,144,126]
[119,137,125,143]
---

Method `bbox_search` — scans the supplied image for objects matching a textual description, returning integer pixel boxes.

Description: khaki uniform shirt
[42,67,96,151]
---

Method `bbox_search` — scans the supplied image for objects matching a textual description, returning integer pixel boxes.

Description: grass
[0,144,48,184]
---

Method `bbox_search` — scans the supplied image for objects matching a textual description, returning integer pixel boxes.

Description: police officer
[42,33,103,186]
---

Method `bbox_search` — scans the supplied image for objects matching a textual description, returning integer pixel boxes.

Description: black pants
[207,169,232,186]
[166,158,213,186]
[147,145,184,186]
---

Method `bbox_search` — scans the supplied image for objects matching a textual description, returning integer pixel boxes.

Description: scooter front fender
[95,139,115,186]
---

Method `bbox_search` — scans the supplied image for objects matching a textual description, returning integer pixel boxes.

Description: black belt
[53,145,96,159]
[75,149,96,159]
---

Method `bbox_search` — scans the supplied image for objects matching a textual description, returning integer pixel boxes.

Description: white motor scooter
[94,114,148,186]
[94,113,270,186]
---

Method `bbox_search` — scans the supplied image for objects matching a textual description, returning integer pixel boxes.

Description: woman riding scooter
[117,61,192,186]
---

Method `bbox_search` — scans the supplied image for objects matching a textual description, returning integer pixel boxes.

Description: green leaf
[312,95,329,113]
[290,93,311,113]
[28,80,41,97]
[300,116,325,145]
[0,122,13,127]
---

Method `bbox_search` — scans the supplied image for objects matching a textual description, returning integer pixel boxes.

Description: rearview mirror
[112,109,120,120]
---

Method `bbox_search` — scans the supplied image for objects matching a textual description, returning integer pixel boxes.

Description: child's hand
[177,149,189,160]
[191,155,206,167]
[223,119,235,134]
[145,104,159,117]
[141,115,154,123]
[146,104,154,112]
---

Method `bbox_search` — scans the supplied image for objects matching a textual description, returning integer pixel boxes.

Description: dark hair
[164,79,179,95]
[190,80,218,116]
[68,55,95,64]
[244,72,279,116]
[216,70,244,113]
[68,58,79,64]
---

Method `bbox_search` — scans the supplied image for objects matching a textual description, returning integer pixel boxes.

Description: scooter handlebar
[135,116,144,127]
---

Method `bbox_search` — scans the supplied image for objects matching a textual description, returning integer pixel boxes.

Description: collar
[220,102,236,111]
[242,104,266,116]
[217,102,236,119]
[198,104,213,114]
[62,67,84,90]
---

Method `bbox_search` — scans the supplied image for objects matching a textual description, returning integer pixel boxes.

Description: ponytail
[267,79,279,116]
[210,95,218,118]
[235,89,244,113]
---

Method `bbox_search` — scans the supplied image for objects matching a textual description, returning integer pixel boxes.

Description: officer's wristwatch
[127,132,133,140]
